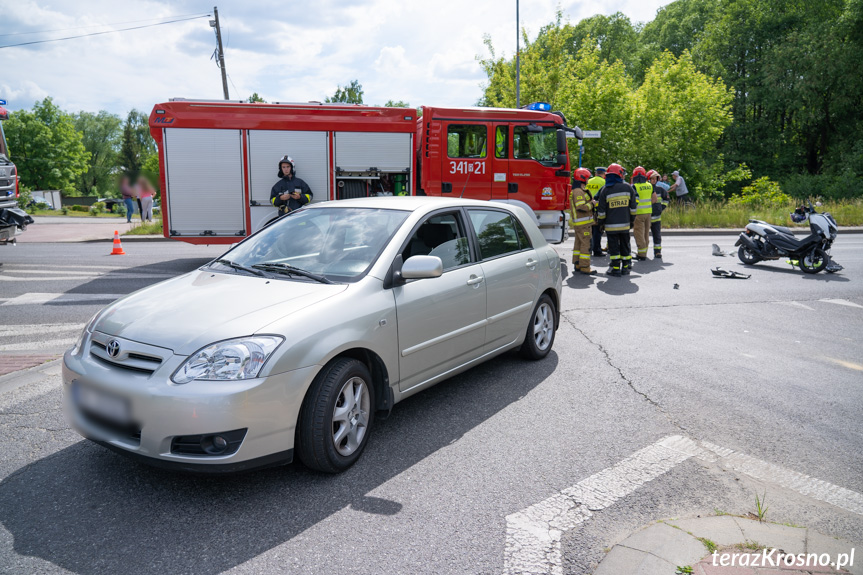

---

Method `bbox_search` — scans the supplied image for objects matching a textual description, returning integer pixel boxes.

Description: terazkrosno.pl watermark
[712,548,855,571]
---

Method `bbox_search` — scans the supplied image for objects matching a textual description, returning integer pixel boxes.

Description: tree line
[479,0,863,200]
[3,97,157,198]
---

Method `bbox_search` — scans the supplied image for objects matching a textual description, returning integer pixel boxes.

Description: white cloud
[0,0,673,115]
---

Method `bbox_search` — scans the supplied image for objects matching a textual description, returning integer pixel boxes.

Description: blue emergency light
[526,102,551,112]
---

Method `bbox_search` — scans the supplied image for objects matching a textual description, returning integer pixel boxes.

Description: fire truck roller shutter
[163,128,245,236]
[334,132,412,173]
[247,130,329,233]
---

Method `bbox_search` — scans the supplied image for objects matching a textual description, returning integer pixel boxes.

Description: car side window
[402,212,471,270]
[468,209,525,260]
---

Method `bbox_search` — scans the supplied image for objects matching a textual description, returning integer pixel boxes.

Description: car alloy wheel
[332,376,370,457]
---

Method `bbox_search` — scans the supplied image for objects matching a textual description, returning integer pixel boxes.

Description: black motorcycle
[734,203,842,274]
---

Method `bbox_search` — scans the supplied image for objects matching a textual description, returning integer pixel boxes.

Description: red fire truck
[148,99,581,245]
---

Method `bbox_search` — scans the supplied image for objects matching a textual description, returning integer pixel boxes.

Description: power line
[0,14,211,49]
[0,13,211,38]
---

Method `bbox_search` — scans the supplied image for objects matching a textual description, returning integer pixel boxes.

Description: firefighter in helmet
[647,170,669,259]
[631,166,656,261]
[595,163,638,276]
[270,155,313,215]
[570,167,596,274]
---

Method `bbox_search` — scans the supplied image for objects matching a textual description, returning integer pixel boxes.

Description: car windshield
[217,207,409,282]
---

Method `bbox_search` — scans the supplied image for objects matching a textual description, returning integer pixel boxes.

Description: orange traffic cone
[110,230,126,255]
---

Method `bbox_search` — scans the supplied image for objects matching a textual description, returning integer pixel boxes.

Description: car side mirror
[401,255,443,280]
[556,153,567,166]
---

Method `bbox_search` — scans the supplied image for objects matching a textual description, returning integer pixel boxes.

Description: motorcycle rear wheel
[737,245,761,265]
[799,247,828,274]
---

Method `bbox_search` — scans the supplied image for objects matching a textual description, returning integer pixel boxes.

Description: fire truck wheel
[520,294,556,360]
[296,358,375,473]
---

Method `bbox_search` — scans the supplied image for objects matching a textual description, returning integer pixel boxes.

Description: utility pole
[210,6,229,100]
[516,0,520,108]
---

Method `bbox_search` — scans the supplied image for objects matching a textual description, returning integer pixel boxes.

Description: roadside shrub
[780,173,859,201]
[728,177,791,207]
[61,207,69,215]
[115,203,127,216]
[69,205,89,212]
[16,188,33,210]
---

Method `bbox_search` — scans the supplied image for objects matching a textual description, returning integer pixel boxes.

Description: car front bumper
[62,341,319,472]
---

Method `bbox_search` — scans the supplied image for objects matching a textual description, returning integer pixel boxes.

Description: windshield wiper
[213,258,267,277]
[252,262,334,284]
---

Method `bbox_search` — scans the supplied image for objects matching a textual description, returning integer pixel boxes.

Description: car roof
[305,196,518,213]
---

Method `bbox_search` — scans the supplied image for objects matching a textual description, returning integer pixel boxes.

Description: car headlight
[172,336,284,384]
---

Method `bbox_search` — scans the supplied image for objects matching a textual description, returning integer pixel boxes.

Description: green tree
[633,50,733,196]
[384,100,410,107]
[118,109,155,181]
[3,97,89,194]
[557,43,638,170]
[248,92,266,103]
[72,110,122,197]
[325,80,364,104]
[564,12,641,76]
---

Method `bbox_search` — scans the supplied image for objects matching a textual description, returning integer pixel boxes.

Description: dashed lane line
[503,435,863,575]
[0,293,125,306]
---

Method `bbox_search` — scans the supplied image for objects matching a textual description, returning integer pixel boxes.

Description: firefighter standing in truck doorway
[270,155,313,215]
[631,166,656,261]
[595,163,637,276]
[647,170,669,259]
[586,167,607,257]
[570,167,596,274]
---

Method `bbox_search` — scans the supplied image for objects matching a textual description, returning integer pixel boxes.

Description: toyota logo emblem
[106,340,121,358]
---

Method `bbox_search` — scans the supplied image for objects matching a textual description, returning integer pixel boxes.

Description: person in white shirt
[668,170,689,205]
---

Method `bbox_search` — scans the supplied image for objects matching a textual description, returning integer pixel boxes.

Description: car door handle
[525,259,537,269]
[466,275,484,286]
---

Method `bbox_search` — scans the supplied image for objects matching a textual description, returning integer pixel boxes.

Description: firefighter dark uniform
[595,164,637,276]
[648,170,669,258]
[270,155,313,215]
[586,169,607,256]
[569,167,595,274]
[631,166,654,261]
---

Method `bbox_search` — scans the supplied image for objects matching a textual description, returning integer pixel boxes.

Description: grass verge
[123,219,163,235]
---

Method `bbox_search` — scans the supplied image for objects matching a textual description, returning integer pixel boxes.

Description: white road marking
[0,273,170,282]
[0,338,77,351]
[0,293,124,306]
[773,301,815,311]
[0,323,85,337]
[503,435,863,575]
[820,298,863,309]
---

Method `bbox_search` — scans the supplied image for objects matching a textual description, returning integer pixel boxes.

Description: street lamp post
[516,0,520,108]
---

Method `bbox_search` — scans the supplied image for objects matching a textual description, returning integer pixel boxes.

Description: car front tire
[520,293,556,360]
[296,358,375,473]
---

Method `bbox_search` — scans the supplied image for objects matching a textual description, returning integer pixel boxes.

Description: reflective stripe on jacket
[596,181,637,233]
[570,187,594,226]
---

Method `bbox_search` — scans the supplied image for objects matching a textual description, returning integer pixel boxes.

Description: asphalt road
[0,235,861,575]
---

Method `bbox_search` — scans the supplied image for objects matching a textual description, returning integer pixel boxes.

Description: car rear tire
[520,294,556,360]
[296,358,375,473]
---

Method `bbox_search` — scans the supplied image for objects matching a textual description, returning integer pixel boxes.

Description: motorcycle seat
[764,225,796,236]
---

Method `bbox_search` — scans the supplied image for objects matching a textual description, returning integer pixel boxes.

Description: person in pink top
[136,177,156,222]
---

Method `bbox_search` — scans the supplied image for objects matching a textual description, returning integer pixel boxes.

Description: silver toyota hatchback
[62,197,563,473]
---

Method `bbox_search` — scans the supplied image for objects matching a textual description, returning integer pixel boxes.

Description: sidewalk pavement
[594,514,860,574]
[0,353,62,378]
[13,216,166,243]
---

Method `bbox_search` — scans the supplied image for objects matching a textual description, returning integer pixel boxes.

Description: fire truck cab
[149,99,579,245]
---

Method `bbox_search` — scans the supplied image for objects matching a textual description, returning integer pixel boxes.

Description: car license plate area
[72,381,133,428]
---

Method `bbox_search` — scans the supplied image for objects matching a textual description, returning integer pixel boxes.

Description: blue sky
[1,0,671,116]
